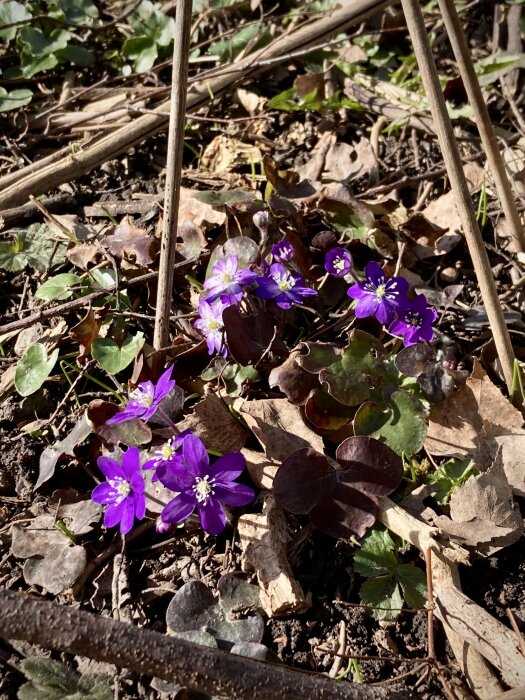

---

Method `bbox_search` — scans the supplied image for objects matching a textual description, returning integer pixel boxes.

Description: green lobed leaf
[209,21,264,62]
[359,575,403,621]
[354,527,398,578]
[396,563,427,610]
[18,26,70,57]
[319,331,387,406]
[35,273,83,301]
[122,35,158,73]
[20,52,59,78]
[0,237,28,271]
[48,0,100,25]
[353,390,428,456]
[0,1,32,42]
[92,332,145,374]
[15,344,59,397]
[0,87,33,112]
[55,44,96,67]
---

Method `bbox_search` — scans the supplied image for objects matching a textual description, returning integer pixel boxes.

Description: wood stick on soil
[0,0,390,211]
[0,589,399,700]
[399,0,517,392]
[436,0,525,253]
[153,0,192,373]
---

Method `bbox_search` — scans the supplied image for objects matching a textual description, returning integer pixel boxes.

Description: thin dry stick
[507,609,525,658]
[437,0,525,253]
[152,0,193,374]
[425,548,435,660]
[400,0,517,391]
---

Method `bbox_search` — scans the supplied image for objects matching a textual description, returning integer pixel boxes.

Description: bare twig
[153,0,193,373]
[437,0,525,253]
[400,0,517,391]
[0,590,398,700]
[425,549,435,660]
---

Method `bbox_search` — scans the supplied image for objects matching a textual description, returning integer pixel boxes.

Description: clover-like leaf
[354,526,427,620]
[353,391,428,456]
[297,332,387,407]
[304,389,355,431]
[273,437,403,539]
[395,343,467,403]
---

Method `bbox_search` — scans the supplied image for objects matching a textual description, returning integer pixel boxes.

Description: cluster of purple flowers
[92,367,255,536]
[193,235,318,356]
[347,261,437,346]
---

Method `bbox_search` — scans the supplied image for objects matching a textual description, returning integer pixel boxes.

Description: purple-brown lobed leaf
[274,437,402,539]
[223,305,287,366]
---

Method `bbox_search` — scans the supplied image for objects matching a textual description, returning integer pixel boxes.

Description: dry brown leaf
[422,162,484,233]
[176,394,247,454]
[201,135,263,173]
[67,243,103,270]
[101,216,158,265]
[239,494,310,617]
[242,448,279,490]
[176,187,226,260]
[234,398,324,462]
[425,359,524,469]
[432,455,523,556]
[70,307,103,362]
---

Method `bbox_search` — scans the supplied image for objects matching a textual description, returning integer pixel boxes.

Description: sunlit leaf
[15,344,59,397]
[92,331,145,374]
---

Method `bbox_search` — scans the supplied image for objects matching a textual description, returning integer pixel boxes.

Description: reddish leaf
[274,437,402,539]
[223,305,287,366]
[101,217,158,266]
[268,351,319,405]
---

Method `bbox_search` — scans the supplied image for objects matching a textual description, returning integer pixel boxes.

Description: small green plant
[18,657,112,700]
[427,458,478,505]
[354,526,427,620]
[267,86,360,113]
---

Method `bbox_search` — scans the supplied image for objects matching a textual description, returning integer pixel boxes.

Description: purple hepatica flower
[145,429,193,481]
[325,247,352,278]
[388,294,438,347]
[347,261,409,325]
[91,446,148,535]
[157,434,255,536]
[271,240,295,262]
[203,254,257,305]
[194,298,229,356]
[106,365,175,425]
[255,262,317,310]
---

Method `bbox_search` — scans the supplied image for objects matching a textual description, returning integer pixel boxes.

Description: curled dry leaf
[100,216,158,266]
[242,448,279,490]
[431,454,523,556]
[425,359,524,470]
[37,412,93,489]
[176,393,247,454]
[234,397,324,462]
[70,307,104,362]
[238,494,310,617]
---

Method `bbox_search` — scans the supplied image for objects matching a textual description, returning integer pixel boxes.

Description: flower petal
[161,493,196,524]
[198,498,227,535]
[92,482,116,504]
[214,482,255,507]
[157,461,193,492]
[209,452,246,482]
[103,501,125,529]
[353,294,379,319]
[97,456,124,480]
[106,402,146,425]
[121,446,140,480]
[119,498,135,535]
[183,434,209,478]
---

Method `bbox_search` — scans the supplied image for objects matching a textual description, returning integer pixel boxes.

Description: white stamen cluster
[192,475,216,504]
[130,384,155,407]
[109,477,131,504]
